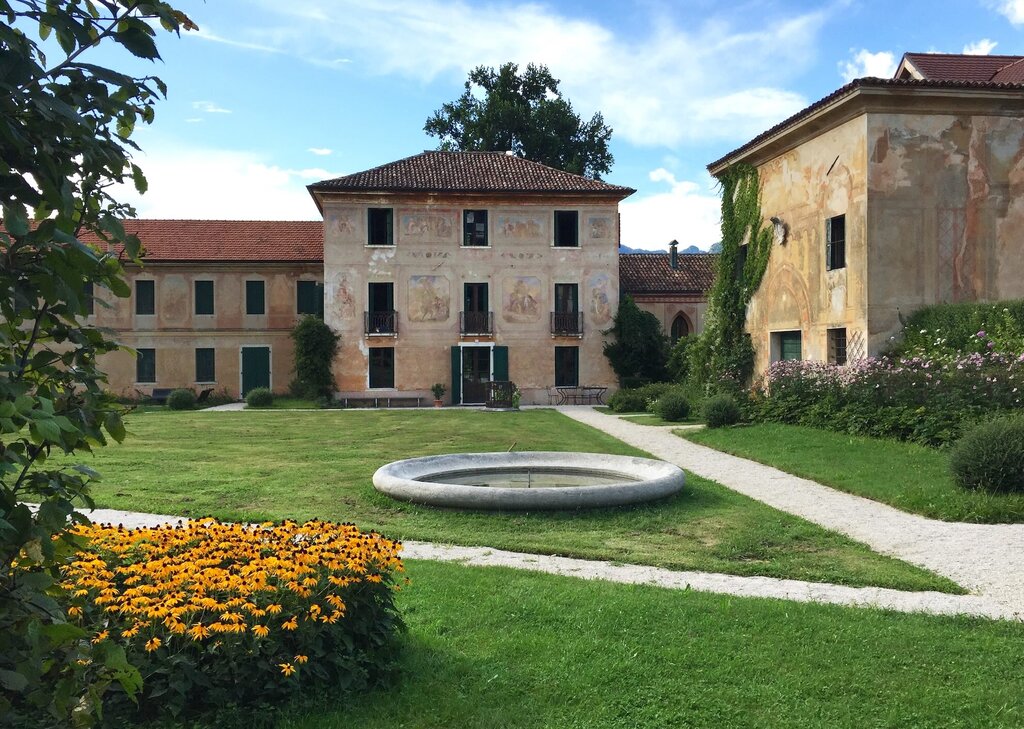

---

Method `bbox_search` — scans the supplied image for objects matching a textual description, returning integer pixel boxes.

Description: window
[297,280,324,317]
[136,348,156,383]
[245,280,265,315]
[195,280,214,316]
[826,214,846,270]
[135,279,154,315]
[552,283,581,335]
[195,348,215,382]
[828,328,848,366]
[462,283,490,334]
[463,210,488,246]
[366,282,396,334]
[83,281,94,316]
[670,314,690,343]
[553,210,579,247]
[367,208,394,246]
[555,346,579,387]
[772,331,802,362]
[368,347,394,388]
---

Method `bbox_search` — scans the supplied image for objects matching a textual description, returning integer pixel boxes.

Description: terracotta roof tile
[619,253,718,295]
[309,151,634,196]
[80,220,323,263]
[707,77,1024,172]
[901,52,1024,82]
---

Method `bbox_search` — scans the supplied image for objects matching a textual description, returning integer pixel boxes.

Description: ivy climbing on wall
[687,163,773,391]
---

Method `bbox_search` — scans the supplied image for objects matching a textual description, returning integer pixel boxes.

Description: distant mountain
[618,245,659,254]
[708,242,722,253]
[618,244,716,254]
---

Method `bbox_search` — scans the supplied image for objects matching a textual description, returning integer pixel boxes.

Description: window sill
[365,244,396,248]
[461,245,491,249]
[551,245,581,249]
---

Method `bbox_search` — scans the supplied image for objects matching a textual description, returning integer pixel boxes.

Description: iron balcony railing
[364,310,397,335]
[550,311,583,336]
[460,311,494,335]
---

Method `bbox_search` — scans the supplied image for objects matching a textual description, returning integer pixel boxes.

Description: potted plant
[431,383,446,408]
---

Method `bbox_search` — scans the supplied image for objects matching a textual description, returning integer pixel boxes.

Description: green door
[779,332,802,361]
[241,346,270,395]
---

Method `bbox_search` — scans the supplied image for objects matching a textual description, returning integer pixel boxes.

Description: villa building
[306,151,634,405]
[620,243,716,343]
[708,52,1024,375]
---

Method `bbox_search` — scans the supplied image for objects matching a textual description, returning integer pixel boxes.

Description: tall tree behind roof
[424,62,614,180]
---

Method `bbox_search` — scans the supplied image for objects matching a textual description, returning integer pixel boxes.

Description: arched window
[670,313,690,343]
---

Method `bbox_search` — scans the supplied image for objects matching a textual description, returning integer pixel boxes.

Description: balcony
[364,310,398,336]
[550,312,583,337]
[460,311,494,336]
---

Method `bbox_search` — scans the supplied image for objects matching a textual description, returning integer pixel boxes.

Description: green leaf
[14,395,34,414]
[41,622,87,646]
[31,417,62,443]
[131,164,148,194]
[0,669,28,692]
[115,24,160,60]
[103,411,126,443]
[3,205,29,237]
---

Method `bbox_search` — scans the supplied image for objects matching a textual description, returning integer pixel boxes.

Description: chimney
[669,240,679,270]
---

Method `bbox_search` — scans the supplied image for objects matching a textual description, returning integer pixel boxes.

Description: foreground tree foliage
[424,62,614,180]
[290,316,340,400]
[602,296,669,386]
[0,2,194,725]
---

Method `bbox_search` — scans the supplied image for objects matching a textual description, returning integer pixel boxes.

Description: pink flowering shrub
[753,348,1024,446]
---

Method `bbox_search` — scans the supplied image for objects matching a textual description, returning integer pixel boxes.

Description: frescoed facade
[708,53,1024,375]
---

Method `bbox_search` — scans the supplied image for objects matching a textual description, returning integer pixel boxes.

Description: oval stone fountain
[372,452,684,510]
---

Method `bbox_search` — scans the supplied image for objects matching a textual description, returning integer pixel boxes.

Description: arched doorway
[670,313,691,343]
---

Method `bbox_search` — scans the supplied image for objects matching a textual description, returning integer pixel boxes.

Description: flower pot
[434,399,443,408]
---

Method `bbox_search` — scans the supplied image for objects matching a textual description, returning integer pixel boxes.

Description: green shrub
[656,391,691,422]
[246,387,274,408]
[166,388,196,410]
[950,417,1024,493]
[704,394,741,428]
[290,316,340,399]
[608,383,675,413]
[892,300,1024,358]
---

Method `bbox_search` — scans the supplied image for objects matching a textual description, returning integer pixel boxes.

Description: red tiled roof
[619,253,718,295]
[900,52,1024,82]
[707,77,1024,172]
[80,220,324,262]
[308,151,634,196]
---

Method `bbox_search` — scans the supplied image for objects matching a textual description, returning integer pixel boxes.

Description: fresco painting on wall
[330,211,358,238]
[588,272,613,326]
[331,274,356,319]
[401,213,454,241]
[503,276,542,322]
[588,216,612,239]
[497,216,543,239]
[408,275,450,322]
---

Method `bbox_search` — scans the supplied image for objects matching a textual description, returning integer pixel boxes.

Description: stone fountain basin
[372,451,685,510]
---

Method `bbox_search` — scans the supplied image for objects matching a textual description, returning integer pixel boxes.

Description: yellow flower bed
[61,518,405,722]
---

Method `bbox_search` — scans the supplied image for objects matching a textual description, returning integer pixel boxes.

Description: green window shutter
[297,281,321,315]
[386,209,394,245]
[450,347,461,404]
[195,280,214,315]
[246,280,265,315]
[781,332,802,361]
[135,279,155,315]
[825,217,833,272]
[493,346,509,381]
[195,348,215,382]
[316,283,325,318]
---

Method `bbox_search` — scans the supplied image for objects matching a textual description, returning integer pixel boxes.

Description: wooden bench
[147,388,175,404]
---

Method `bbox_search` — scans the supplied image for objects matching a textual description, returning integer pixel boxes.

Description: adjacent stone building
[708,52,1024,375]
[307,151,634,405]
[620,244,716,343]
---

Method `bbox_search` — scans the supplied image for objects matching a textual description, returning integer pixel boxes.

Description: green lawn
[681,423,1024,524]
[71,410,959,593]
[278,560,1023,729]
[620,413,700,426]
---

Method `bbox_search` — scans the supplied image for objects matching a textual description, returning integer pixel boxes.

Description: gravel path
[560,406,1024,620]
[77,507,1015,620]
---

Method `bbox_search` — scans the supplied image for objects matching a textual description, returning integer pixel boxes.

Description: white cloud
[114,139,339,220]
[184,117,203,124]
[307,147,333,156]
[963,38,998,54]
[192,0,832,147]
[192,100,232,114]
[994,0,1024,24]
[619,169,720,251]
[839,49,897,82]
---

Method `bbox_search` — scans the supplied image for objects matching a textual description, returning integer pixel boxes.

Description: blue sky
[103,0,1023,250]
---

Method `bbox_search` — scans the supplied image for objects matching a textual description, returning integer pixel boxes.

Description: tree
[602,296,669,386]
[0,3,194,724]
[290,316,340,400]
[424,62,614,180]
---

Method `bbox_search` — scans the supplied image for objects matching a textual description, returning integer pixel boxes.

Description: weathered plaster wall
[95,264,322,397]
[866,112,1024,351]
[748,115,870,374]
[322,194,620,404]
[632,298,707,339]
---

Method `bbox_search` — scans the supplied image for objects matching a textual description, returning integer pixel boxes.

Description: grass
[620,414,700,426]
[681,423,1024,524]
[278,560,1023,729]
[70,410,958,593]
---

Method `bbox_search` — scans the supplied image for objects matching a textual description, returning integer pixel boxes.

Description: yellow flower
[67,605,83,618]
[266,603,282,615]
[145,637,162,652]
[253,624,269,638]
[189,623,211,641]
[278,662,295,677]
[294,654,308,665]
[282,616,298,631]
[91,630,108,644]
